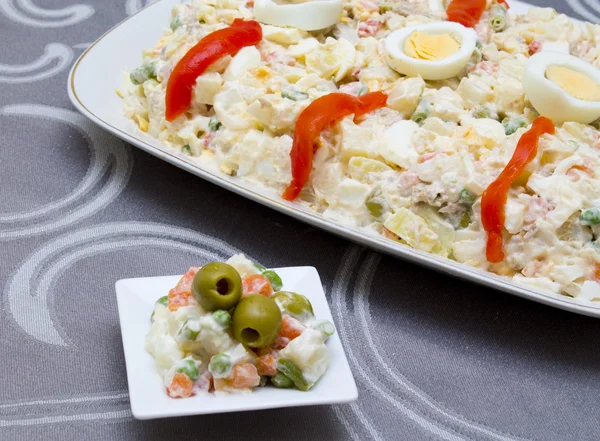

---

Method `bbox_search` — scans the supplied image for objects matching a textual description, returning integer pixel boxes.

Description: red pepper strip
[282,92,387,201]
[165,19,262,121]
[446,0,487,28]
[481,117,555,263]
[498,0,510,8]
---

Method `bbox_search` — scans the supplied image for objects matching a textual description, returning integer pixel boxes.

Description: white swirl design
[125,0,157,16]
[0,43,73,83]
[331,247,531,441]
[0,105,132,239]
[5,222,255,347]
[0,0,94,28]
[566,0,600,22]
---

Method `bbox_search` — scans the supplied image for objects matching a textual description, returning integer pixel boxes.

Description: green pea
[277,358,309,391]
[177,359,199,381]
[208,116,222,131]
[580,208,600,226]
[282,89,309,101]
[209,353,232,377]
[262,270,283,291]
[411,110,430,125]
[503,117,527,135]
[130,64,156,85]
[472,106,498,120]
[183,144,191,153]
[311,320,335,339]
[459,189,477,205]
[212,310,231,328]
[271,372,294,389]
[170,16,182,31]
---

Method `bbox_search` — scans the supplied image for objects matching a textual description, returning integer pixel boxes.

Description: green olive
[192,262,242,311]
[272,291,314,321]
[232,294,282,348]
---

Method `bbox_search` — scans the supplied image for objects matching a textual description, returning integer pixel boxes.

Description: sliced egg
[384,22,477,81]
[523,52,600,125]
[254,0,343,31]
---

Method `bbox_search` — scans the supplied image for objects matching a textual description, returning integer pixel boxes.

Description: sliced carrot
[256,353,278,376]
[168,267,199,311]
[166,372,194,398]
[231,363,261,389]
[242,274,273,298]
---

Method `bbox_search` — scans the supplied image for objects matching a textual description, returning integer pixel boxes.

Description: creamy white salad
[146,255,335,397]
[122,0,600,302]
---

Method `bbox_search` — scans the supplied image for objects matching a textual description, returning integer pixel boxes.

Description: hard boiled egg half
[523,52,600,125]
[384,22,477,81]
[254,0,343,31]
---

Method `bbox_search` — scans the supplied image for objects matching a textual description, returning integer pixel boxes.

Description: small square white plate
[116,266,358,420]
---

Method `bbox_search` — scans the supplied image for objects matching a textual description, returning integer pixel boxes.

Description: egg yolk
[404,32,460,61]
[546,65,600,101]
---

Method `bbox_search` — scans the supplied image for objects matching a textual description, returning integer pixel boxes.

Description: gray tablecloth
[1,1,599,440]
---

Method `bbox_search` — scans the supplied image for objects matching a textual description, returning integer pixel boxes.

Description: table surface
[1,1,599,440]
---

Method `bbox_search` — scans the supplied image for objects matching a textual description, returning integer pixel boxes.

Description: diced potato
[387,77,425,116]
[223,46,261,81]
[348,157,392,183]
[194,72,223,105]
[262,24,308,45]
[339,117,380,161]
[336,178,372,209]
[383,208,438,252]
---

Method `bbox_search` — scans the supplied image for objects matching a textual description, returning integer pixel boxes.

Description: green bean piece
[410,99,430,125]
[282,89,309,101]
[459,189,477,205]
[259,376,268,387]
[212,310,231,328]
[271,372,294,389]
[261,270,283,291]
[277,358,310,391]
[472,106,498,120]
[503,117,527,135]
[156,295,168,307]
[580,208,600,226]
[366,199,384,219]
[183,144,191,153]
[209,353,232,377]
[459,211,472,229]
[179,320,200,341]
[379,3,393,12]
[475,39,483,50]
[208,116,222,131]
[254,263,267,272]
[489,6,507,32]
[130,64,156,85]
[311,320,335,339]
[177,359,199,381]
[170,16,182,31]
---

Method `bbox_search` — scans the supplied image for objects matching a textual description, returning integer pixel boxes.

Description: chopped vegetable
[311,320,335,339]
[446,0,486,28]
[282,92,388,201]
[503,117,528,135]
[209,353,232,377]
[489,5,507,32]
[177,359,200,381]
[165,19,263,121]
[167,372,194,398]
[261,270,283,291]
[130,64,156,85]
[282,89,309,101]
[212,310,231,328]
[581,208,600,226]
[410,99,430,125]
[459,189,477,205]
[170,16,182,31]
[481,116,555,263]
[271,372,294,388]
[242,274,273,297]
[208,116,222,131]
[278,358,309,391]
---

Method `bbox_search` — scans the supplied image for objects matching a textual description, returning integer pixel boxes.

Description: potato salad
[123,0,600,302]
[145,255,335,397]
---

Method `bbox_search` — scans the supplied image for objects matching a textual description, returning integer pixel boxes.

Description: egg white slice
[523,52,600,125]
[384,22,477,81]
[254,0,343,31]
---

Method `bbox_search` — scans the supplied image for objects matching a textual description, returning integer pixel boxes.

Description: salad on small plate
[116,255,356,419]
